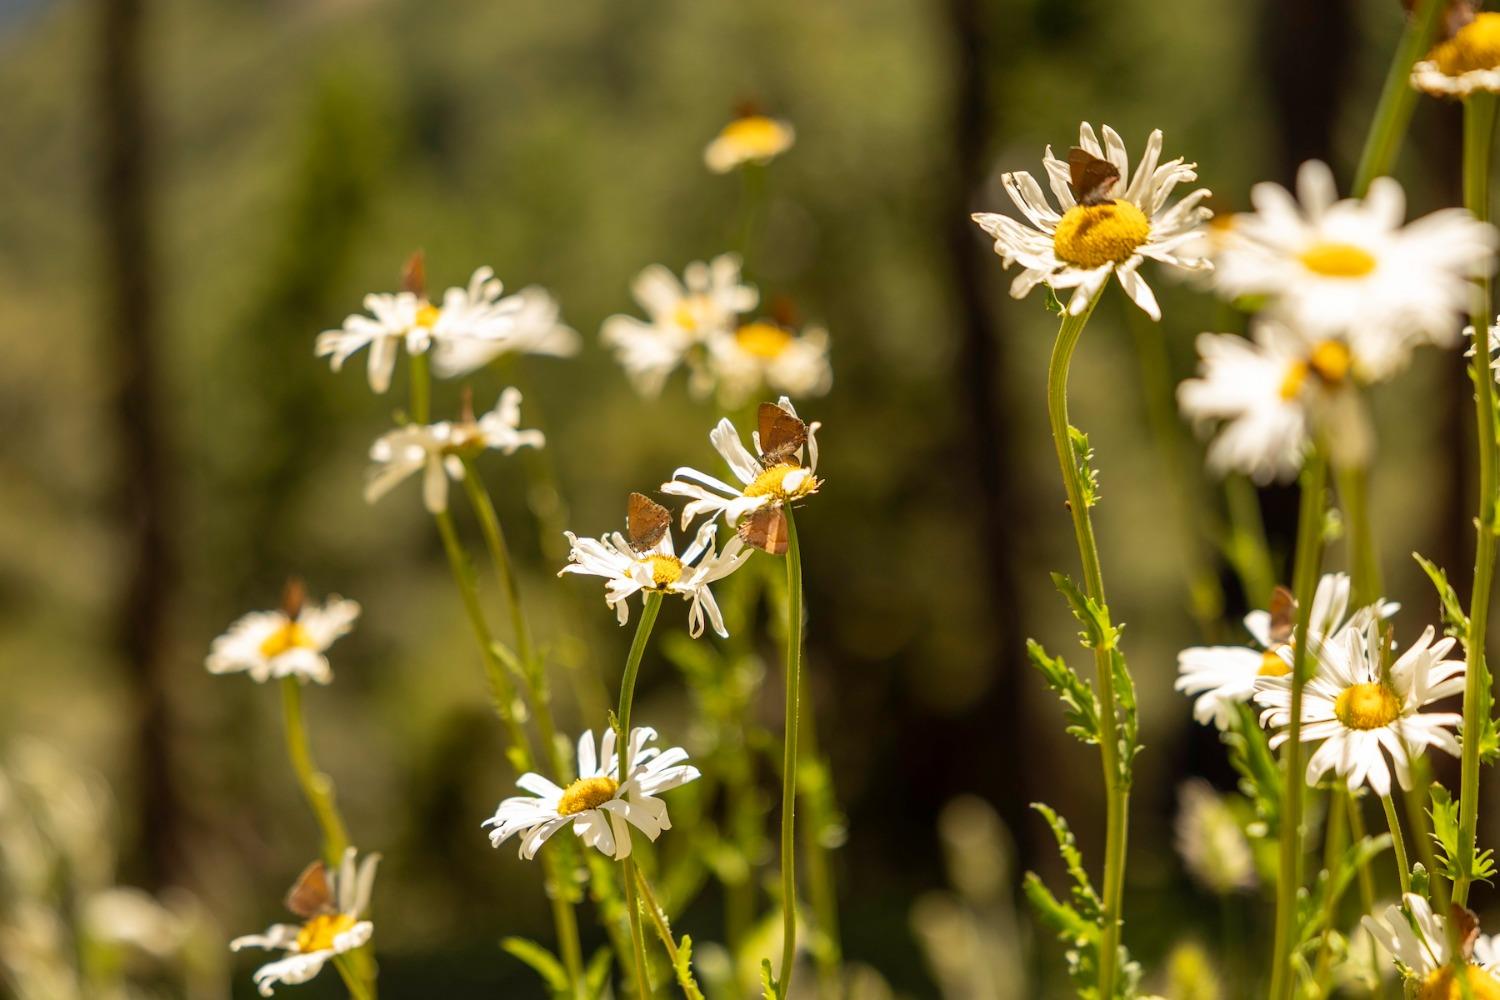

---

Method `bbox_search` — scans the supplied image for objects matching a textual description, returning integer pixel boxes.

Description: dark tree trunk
[98,0,180,888]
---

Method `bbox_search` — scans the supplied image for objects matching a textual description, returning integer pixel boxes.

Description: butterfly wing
[737,506,789,556]
[1067,148,1121,207]
[284,860,335,919]
[1267,585,1296,646]
[626,492,671,551]
[757,402,807,468]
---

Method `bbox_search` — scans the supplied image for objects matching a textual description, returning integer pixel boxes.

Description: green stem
[616,592,663,1000]
[1336,464,1382,609]
[797,668,842,1000]
[1455,91,1498,910]
[633,864,681,966]
[333,954,374,1000]
[409,353,430,424]
[1045,294,1128,998]
[777,511,805,998]
[1311,786,1350,982]
[1381,794,1412,895]
[279,677,351,864]
[1345,795,1380,994]
[1267,453,1327,1000]
[1352,0,1446,197]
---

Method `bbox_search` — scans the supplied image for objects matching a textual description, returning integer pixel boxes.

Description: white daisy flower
[705,319,832,408]
[704,113,795,173]
[1174,781,1256,894]
[1412,10,1500,98]
[661,397,820,534]
[601,254,758,397]
[560,496,751,639]
[1255,620,1465,796]
[429,284,579,379]
[1177,322,1372,483]
[1175,573,1388,729]
[206,582,360,685]
[483,727,700,861]
[1363,893,1500,997]
[970,122,1212,320]
[231,848,379,997]
[1210,161,1496,379]
[364,388,543,514]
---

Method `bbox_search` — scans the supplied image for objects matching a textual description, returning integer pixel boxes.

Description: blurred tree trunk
[97,0,180,888]
[937,0,1033,859]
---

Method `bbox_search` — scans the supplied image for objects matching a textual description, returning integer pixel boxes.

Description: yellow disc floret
[1418,963,1500,1000]
[1334,682,1402,730]
[672,294,711,332]
[1307,339,1352,385]
[1258,649,1291,677]
[1298,242,1377,278]
[743,463,815,501]
[296,912,357,954]
[1430,12,1500,78]
[717,115,794,161]
[414,301,442,329]
[557,776,620,816]
[259,620,316,659]
[644,554,684,588]
[735,322,794,360]
[1052,200,1151,269]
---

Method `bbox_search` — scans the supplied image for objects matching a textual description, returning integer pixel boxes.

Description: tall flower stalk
[1044,291,1131,997]
[1352,0,1447,197]
[614,591,663,1000]
[1266,452,1327,1000]
[1455,90,1499,909]
[776,509,805,998]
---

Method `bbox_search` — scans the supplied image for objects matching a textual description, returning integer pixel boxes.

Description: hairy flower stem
[1044,294,1128,998]
[616,592,663,1000]
[279,679,378,996]
[1352,0,1446,197]
[1381,793,1412,894]
[1268,453,1327,1000]
[777,510,806,999]
[1455,91,1499,910]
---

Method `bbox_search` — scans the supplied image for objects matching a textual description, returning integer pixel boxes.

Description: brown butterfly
[626,492,671,552]
[284,860,336,920]
[738,506,789,556]
[758,402,807,469]
[280,577,307,620]
[1451,902,1482,958]
[1068,148,1121,207]
[401,249,426,297]
[1267,585,1296,645]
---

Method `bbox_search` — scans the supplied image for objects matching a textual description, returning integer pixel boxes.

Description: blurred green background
[0,0,1491,996]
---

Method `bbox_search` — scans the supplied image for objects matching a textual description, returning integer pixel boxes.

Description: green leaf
[1297,833,1391,945]
[501,937,570,996]
[1022,871,1095,941]
[1068,426,1101,509]
[1111,649,1140,785]
[1051,573,1121,651]
[1043,285,1066,315]
[1428,783,1494,883]
[1224,704,1281,831]
[1032,802,1101,918]
[1414,553,1470,642]
[760,958,779,1000]
[673,935,707,1000]
[1026,639,1100,746]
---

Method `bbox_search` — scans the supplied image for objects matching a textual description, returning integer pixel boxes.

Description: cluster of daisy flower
[197,100,835,999]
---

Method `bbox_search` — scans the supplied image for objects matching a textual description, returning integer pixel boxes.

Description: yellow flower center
[735,322,794,360]
[1298,241,1377,278]
[295,912,357,954]
[1418,964,1500,1000]
[644,554,684,588]
[1258,648,1291,677]
[414,301,442,329]
[1052,200,1151,269]
[744,463,813,500]
[717,115,793,159]
[557,776,619,816]
[259,620,316,659]
[1334,682,1402,730]
[1279,340,1353,400]
[1430,12,1500,77]
[672,294,711,332]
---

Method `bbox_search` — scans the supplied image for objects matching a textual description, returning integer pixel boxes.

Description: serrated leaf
[1044,285,1066,315]
[1111,649,1140,785]
[1224,704,1281,831]
[1032,802,1101,918]
[501,937,570,996]
[1069,426,1102,509]
[760,958,778,1000]
[1022,871,1095,941]
[1051,573,1121,651]
[673,935,707,1000]
[1026,639,1100,746]
[1414,553,1470,642]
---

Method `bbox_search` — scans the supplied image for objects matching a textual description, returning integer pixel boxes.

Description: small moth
[1067,148,1121,207]
[1267,585,1296,646]
[757,402,807,469]
[280,577,306,620]
[626,492,671,552]
[400,249,426,297]
[1451,902,1482,958]
[738,505,789,556]
[284,860,336,919]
